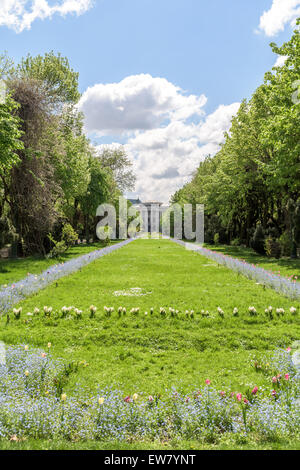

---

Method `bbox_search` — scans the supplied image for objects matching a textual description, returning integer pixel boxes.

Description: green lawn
[204,243,300,280]
[0,242,110,287]
[1,238,299,449]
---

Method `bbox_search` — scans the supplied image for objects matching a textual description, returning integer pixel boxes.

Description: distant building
[129,198,165,232]
[128,198,142,205]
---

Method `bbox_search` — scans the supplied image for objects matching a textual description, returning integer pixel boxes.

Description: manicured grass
[1,238,299,449]
[0,242,111,287]
[205,243,300,280]
[1,239,299,393]
[1,437,299,450]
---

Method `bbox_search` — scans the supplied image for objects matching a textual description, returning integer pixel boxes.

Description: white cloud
[78,74,207,136]
[124,104,240,202]
[258,0,300,36]
[0,0,93,32]
[84,73,239,202]
[274,55,288,67]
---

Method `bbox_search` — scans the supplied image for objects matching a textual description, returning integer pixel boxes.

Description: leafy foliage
[172,21,300,258]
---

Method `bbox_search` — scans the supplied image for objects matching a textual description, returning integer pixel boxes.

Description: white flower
[290,306,297,314]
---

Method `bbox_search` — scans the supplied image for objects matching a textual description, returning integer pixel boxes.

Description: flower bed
[0,345,298,442]
[0,239,135,314]
[173,240,300,300]
[6,304,299,324]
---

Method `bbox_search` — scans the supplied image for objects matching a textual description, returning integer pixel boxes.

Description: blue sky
[0,0,299,201]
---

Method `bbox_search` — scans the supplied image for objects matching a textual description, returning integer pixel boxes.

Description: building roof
[143,201,163,206]
[129,198,142,205]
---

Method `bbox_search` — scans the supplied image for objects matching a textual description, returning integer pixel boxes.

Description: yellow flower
[61,393,67,401]
[98,397,105,405]
[47,342,51,348]
[24,345,29,351]
[132,393,138,401]
[25,370,29,377]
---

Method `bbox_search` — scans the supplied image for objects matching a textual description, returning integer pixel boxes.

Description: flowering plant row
[173,240,300,300]
[0,345,298,442]
[0,239,134,314]
[6,304,298,323]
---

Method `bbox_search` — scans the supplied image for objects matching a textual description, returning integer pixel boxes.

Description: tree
[3,52,84,255]
[97,146,136,193]
[50,110,91,223]
[78,155,114,241]
[14,51,80,105]
[171,20,300,255]
[5,78,60,255]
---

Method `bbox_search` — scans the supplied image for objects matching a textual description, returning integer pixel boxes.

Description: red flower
[251,386,258,395]
[205,379,211,385]
[124,395,131,403]
[243,398,249,404]
[220,391,226,397]
[284,374,289,381]
[271,390,277,397]
[236,393,242,402]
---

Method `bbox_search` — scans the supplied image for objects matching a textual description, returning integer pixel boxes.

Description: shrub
[278,232,292,257]
[265,237,281,259]
[48,223,78,258]
[61,223,78,248]
[250,225,265,255]
[213,233,220,245]
[48,240,67,258]
[230,238,241,247]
